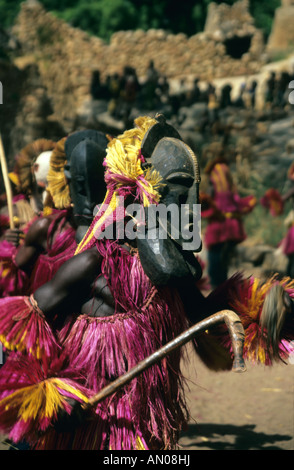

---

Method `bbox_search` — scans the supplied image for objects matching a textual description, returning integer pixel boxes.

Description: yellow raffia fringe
[232,276,279,324]
[42,206,54,217]
[16,139,56,193]
[0,330,43,359]
[0,266,10,278]
[1,378,88,421]
[75,190,118,254]
[136,436,147,450]
[231,275,294,364]
[105,116,163,205]
[247,337,266,364]
[46,137,71,209]
[248,276,294,323]
[109,436,147,451]
[230,277,268,364]
[106,137,162,206]
[75,116,163,255]
[246,277,268,322]
[8,172,20,187]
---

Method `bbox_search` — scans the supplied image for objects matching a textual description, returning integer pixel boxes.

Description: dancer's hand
[3,228,24,246]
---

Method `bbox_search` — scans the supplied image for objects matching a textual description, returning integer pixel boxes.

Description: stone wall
[0,60,25,159]
[267,0,294,56]
[10,0,266,133]
[0,59,65,161]
[205,0,255,38]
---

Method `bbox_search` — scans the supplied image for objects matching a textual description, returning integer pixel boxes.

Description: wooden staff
[0,133,15,229]
[83,309,246,410]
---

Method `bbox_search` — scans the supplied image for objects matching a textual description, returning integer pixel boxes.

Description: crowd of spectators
[90,61,294,126]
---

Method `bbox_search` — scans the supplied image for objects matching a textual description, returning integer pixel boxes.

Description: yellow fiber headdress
[75,116,163,254]
[46,137,71,210]
[14,139,56,194]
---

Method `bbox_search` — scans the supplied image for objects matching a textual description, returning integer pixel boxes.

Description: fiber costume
[0,116,293,451]
[202,156,256,287]
[0,116,192,450]
[0,138,56,235]
[25,128,110,293]
[0,139,76,297]
[26,211,77,293]
[0,222,32,297]
[0,130,108,297]
[0,139,56,296]
[196,274,294,369]
[0,194,36,237]
[260,165,294,277]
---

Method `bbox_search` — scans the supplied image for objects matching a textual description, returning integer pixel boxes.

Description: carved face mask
[135,116,202,285]
[142,111,201,251]
[144,128,201,252]
[64,130,108,229]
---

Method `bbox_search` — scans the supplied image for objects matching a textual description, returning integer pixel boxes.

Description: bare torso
[81,274,115,317]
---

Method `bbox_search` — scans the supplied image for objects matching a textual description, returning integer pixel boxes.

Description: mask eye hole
[64,163,71,181]
[166,174,194,188]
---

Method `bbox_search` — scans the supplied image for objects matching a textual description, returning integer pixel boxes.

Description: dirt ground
[0,344,293,451]
[178,344,294,451]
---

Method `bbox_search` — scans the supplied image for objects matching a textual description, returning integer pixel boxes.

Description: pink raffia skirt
[280,225,294,256]
[204,217,246,249]
[0,242,190,450]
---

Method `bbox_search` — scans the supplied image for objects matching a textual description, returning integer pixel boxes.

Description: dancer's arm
[34,247,102,324]
[14,217,51,271]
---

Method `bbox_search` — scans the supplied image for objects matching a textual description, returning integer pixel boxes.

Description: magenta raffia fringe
[58,240,190,449]
[0,295,59,358]
[0,353,90,445]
